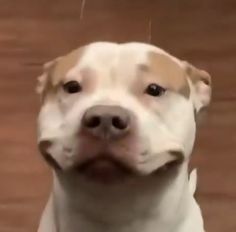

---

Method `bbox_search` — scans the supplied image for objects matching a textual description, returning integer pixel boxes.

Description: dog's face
[37,42,211,183]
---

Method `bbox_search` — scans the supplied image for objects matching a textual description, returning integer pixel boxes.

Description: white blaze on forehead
[67,42,181,87]
[68,42,120,78]
[79,41,182,66]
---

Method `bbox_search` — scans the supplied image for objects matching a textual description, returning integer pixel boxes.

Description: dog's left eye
[145,83,166,97]
[63,81,82,94]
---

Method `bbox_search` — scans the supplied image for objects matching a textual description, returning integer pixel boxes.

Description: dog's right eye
[145,83,166,97]
[63,81,82,94]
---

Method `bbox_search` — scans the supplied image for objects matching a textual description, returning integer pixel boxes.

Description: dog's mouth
[75,156,134,184]
[73,150,183,184]
[40,138,184,184]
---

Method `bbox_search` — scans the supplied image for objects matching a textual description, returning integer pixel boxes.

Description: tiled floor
[0,1,235,231]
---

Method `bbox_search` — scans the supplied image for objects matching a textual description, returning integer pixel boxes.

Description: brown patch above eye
[146,52,190,98]
[51,47,86,86]
[38,47,85,101]
[37,47,86,102]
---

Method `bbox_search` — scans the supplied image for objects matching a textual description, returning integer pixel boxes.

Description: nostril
[85,116,101,128]
[112,116,128,130]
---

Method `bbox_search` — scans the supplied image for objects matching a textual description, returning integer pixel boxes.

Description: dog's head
[37,42,211,183]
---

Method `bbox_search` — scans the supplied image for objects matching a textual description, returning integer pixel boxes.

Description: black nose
[81,105,131,139]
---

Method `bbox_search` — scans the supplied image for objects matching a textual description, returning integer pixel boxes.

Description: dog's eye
[145,83,166,97]
[63,81,82,94]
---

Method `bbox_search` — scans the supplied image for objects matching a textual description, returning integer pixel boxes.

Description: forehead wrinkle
[138,64,150,73]
[147,51,190,97]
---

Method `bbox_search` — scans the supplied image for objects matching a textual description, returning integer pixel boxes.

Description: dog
[36,42,211,232]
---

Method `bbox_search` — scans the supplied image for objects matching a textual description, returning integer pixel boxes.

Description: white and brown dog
[37,42,211,232]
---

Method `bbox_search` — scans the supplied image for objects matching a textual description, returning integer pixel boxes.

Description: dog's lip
[75,156,133,184]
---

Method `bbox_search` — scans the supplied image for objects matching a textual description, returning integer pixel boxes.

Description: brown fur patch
[37,59,58,102]
[147,52,190,97]
[51,47,85,85]
[37,47,85,102]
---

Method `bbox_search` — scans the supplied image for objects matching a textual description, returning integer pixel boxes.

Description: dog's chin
[75,157,134,184]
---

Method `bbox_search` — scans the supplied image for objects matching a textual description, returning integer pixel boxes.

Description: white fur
[189,169,198,195]
[37,42,210,232]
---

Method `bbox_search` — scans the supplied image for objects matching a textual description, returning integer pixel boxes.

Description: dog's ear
[36,60,54,95]
[183,62,212,112]
[36,58,61,101]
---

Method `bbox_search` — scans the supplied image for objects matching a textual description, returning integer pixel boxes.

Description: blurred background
[0,0,235,231]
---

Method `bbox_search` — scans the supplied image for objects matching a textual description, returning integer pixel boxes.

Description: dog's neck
[45,162,204,232]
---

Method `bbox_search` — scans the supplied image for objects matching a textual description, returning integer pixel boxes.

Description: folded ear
[183,62,212,112]
[36,58,60,101]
